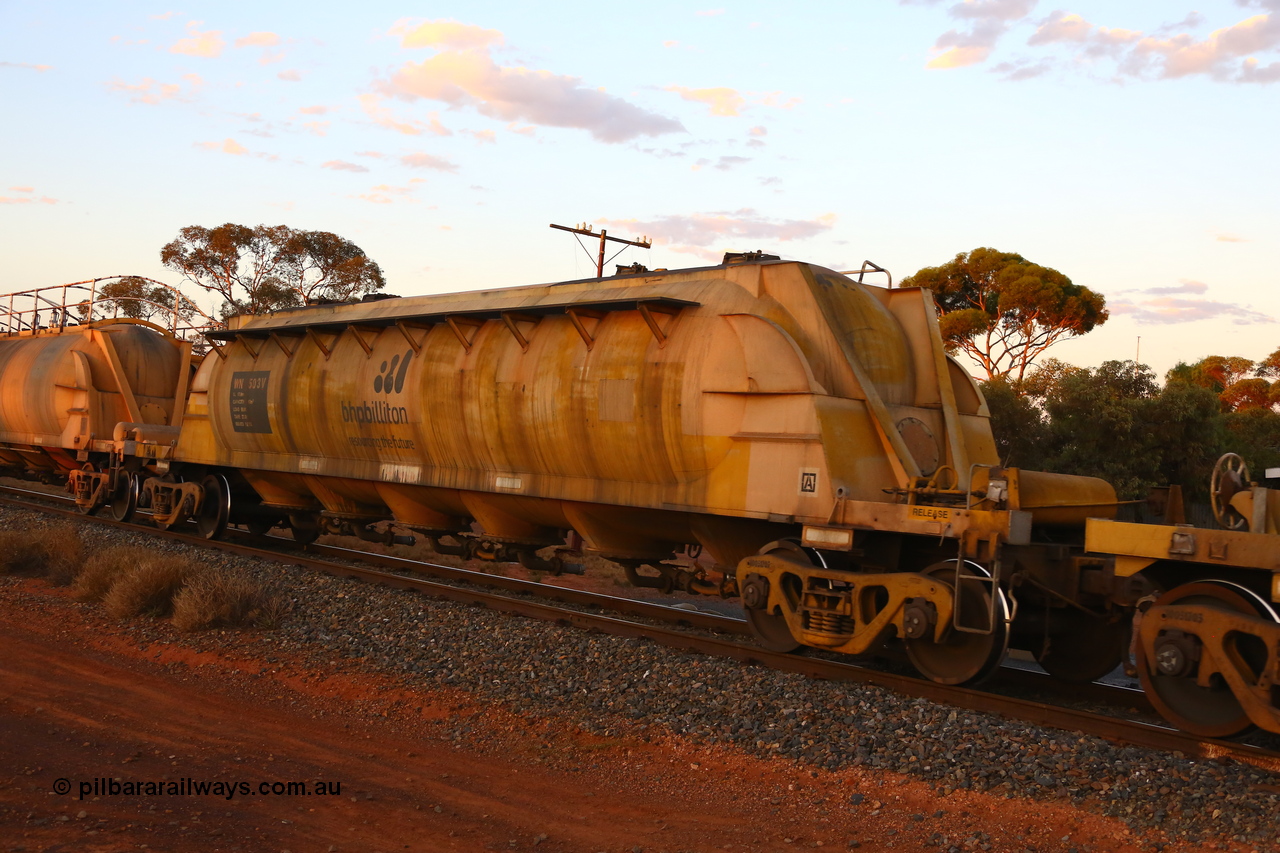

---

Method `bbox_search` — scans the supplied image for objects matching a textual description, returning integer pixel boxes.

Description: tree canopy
[160,223,386,319]
[982,355,1280,501]
[95,276,192,322]
[1167,350,1280,412]
[901,247,1108,382]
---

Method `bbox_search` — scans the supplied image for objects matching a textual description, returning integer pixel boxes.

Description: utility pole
[1136,336,1141,365]
[550,223,651,278]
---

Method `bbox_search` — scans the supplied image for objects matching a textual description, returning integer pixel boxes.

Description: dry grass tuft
[74,546,155,602]
[40,525,86,586]
[0,531,48,576]
[0,526,85,584]
[101,555,194,619]
[171,567,287,632]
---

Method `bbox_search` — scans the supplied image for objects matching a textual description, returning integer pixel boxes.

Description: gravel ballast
[3,503,1279,851]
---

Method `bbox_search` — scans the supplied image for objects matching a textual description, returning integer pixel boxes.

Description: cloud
[376,21,685,143]
[359,93,452,136]
[278,69,302,82]
[1110,281,1273,324]
[598,210,836,260]
[106,73,202,104]
[170,23,224,58]
[992,57,1054,79]
[666,86,745,116]
[1215,232,1249,242]
[0,61,52,72]
[298,105,333,115]
[950,0,1037,19]
[354,179,426,204]
[1139,280,1210,295]
[462,129,496,144]
[196,138,248,155]
[322,160,369,172]
[1028,11,1091,44]
[1111,296,1274,325]
[748,125,767,136]
[665,86,799,116]
[393,19,503,50]
[399,152,459,172]
[1016,8,1280,83]
[0,187,57,205]
[692,155,751,171]
[302,121,329,136]
[926,0,1038,68]
[235,32,280,48]
[234,31,285,65]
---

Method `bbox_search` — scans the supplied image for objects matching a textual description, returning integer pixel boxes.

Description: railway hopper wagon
[0,317,191,485]
[2,256,1277,738]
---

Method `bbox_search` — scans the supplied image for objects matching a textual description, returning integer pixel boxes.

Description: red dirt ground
[0,576,1227,853]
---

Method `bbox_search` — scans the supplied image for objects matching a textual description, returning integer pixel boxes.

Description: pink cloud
[665,87,799,116]
[322,160,369,172]
[926,0,1037,69]
[0,61,52,72]
[1018,8,1280,83]
[278,69,302,82]
[359,94,452,137]
[666,86,745,116]
[691,155,751,172]
[1110,280,1274,324]
[106,73,202,104]
[376,25,684,143]
[393,19,503,51]
[170,23,224,58]
[0,193,57,205]
[197,138,248,155]
[354,179,426,204]
[399,152,459,172]
[235,32,280,48]
[598,210,836,260]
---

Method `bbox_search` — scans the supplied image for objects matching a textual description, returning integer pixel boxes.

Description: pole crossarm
[549,223,652,278]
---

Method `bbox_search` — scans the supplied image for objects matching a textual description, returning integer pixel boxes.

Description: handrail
[0,275,221,342]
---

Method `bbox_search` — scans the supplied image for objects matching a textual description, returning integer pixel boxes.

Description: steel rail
[0,484,1147,704]
[0,486,1149,705]
[2,484,1277,773]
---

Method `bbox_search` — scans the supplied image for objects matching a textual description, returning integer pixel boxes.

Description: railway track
[3,481,1279,775]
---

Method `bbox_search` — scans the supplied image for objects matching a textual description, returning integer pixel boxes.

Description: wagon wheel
[1034,610,1129,684]
[1136,581,1277,738]
[742,540,811,654]
[1210,452,1249,530]
[288,512,321,545]
[195,473,231,540]
[245,513,281,537]
[904,560,1009,686]
[109,471,139,523]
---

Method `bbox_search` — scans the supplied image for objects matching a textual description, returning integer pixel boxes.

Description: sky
[2,0,1278,380]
